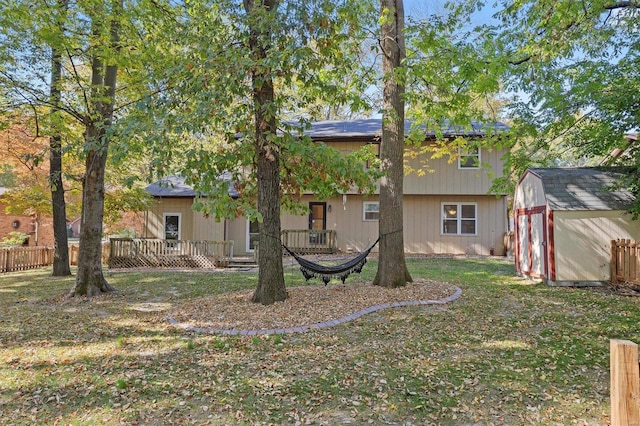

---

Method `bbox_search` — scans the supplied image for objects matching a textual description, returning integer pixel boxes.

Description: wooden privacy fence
[281,229,337,254]
[611,239,640,286]
[108,238,233,269]
[0,246,54,273]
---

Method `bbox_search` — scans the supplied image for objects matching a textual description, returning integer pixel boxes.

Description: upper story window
[442,203,477,235]
[363,201,379,221]
[458,146,480,169]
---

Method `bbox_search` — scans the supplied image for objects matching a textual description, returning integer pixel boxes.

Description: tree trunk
[49,6,71,276]
[71,138,116,296]
[373,0,412,288]
[69,3,119,296]
[245,0,287,305]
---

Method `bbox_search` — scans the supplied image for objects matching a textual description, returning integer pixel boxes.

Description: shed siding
[514,171,546,210]
[552,210,640,283]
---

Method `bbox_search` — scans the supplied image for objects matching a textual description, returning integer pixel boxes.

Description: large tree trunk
[69,3,119,296]
[373,0,412,288]
[72,137,116,296]
[245,0,287,305]
[49,7,71,276]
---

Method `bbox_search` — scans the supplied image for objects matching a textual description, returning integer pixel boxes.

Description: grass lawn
[0,257,635,425]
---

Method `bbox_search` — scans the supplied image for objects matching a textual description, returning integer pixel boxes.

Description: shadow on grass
[1,257,634,424]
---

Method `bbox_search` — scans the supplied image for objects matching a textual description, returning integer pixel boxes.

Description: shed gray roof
[529,167,635,211]
[146,175,238,198]
[300,118,509,140]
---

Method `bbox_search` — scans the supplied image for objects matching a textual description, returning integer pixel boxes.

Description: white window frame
[458,146,481,169]
[246,219,259,253]
[441,202,478,236]
[163,213,182,240]
[363,201,379,221]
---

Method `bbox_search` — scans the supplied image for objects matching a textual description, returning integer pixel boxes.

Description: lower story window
[442,203,477,235]
[163,213,181,240]
[363,201,379,221]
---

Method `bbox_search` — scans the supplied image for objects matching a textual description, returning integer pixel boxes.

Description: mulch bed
[169,278,459,331]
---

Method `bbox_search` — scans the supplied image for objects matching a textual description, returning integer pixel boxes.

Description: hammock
[283,238,380,285]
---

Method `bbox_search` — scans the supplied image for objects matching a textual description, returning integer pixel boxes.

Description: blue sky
[403,0,501,26]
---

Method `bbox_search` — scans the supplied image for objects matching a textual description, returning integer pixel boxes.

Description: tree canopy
[484,0,640,203]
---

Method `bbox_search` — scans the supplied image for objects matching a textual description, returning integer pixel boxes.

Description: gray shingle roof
[301,118,509,140]
[529,167,635,211]
[146,175,238,198]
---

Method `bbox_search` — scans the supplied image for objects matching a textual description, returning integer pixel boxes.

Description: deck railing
[611,239,640,286]
[108,238,234,269]
[280,229,337,254]
[0,246,54,273]
[69,242,110,266]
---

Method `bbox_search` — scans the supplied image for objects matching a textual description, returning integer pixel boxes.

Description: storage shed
[513,167,639,285]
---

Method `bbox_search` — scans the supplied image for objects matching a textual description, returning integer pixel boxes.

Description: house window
[442,203,477,235]
[458,146,480,169]
[163,213,181,240]
[247,220,259,252]
[363,201,379,221]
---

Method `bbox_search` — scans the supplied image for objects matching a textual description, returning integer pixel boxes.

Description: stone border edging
[167,286,462,336]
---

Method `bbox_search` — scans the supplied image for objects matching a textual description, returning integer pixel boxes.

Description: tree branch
[604,1,640,10]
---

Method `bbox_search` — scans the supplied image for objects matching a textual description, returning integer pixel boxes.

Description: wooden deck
[108,238,234,269]
[280,229,337,254]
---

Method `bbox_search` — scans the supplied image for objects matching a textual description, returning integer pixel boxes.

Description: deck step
[226,257,257,269]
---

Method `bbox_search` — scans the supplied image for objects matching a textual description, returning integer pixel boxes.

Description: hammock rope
[282,237,380,285]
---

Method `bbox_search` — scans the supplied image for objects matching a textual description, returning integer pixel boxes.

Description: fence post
[611,240,618,285]
[610,339,640,426]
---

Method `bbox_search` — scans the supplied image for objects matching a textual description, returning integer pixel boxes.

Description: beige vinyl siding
[552,210,640,283]
[403,147,504,195]
[145,198,224,241]
[279,194,508,255]
[146,198,193,239]
[226,217,251,255]
[320,140,506,196]
[192,212,225,241]
[280,195,379,253]
[402,195,507,255]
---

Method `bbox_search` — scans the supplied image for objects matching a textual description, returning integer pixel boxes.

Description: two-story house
[143,119,510,256]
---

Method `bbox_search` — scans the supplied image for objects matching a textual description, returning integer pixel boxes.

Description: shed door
[516,207,548,279]
[529,213,546,278]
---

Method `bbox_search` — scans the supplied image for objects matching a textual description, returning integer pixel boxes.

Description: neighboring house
[599,133,637,165]
[0,186,55,246]
[513,167,639,286]
[144,119,510,256]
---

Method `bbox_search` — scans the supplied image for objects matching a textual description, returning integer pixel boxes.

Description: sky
[403,0,501,27]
